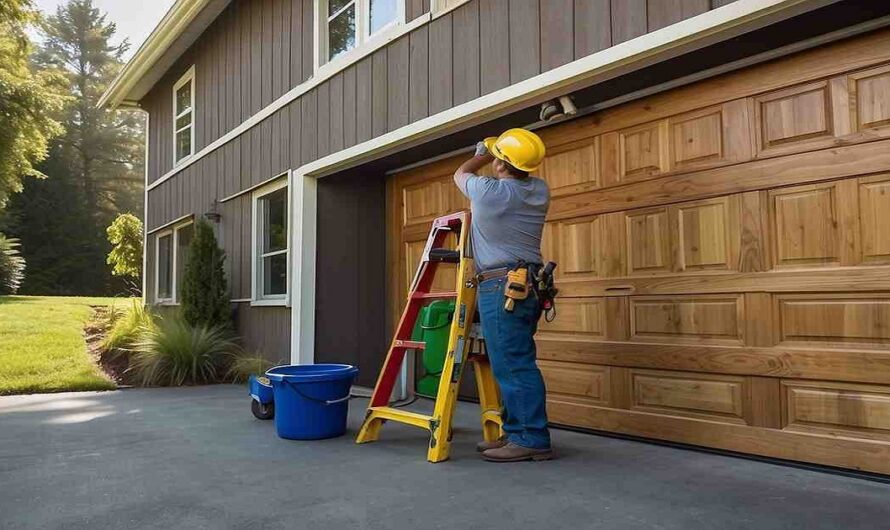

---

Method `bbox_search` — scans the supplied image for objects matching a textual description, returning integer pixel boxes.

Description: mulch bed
[84,307,135,387]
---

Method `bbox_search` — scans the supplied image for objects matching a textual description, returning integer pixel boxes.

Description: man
[453,128,552,463]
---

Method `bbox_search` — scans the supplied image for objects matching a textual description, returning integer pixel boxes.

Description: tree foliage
[0,232,25,294]
[0,0,66,207]
[33,0,144,218]
[180,220,230,329]
[2,0,144,295]
[106,213,142,279]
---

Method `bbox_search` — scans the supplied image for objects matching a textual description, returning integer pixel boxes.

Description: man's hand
[454,141,495,194]
[474,141,488,157]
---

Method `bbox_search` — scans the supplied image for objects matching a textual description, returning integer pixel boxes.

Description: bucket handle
[283,379,353,405]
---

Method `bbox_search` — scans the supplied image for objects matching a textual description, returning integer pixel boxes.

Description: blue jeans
[477,277,551,449]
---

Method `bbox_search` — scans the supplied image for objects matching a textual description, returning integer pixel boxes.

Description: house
[101,0,890,474]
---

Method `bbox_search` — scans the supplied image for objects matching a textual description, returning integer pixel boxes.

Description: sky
[34,0,176,60]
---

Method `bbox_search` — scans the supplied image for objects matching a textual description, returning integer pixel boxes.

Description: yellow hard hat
[483,128,546,172]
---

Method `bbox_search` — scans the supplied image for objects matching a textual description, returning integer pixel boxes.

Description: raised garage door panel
[387,29,890,474]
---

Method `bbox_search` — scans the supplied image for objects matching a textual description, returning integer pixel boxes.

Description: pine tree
[3,0,144,295]
[180,219,230,329]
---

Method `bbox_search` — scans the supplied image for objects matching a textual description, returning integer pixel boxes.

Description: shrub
[102,300,155,352]
[0,233,25,295]
[128,315,239,386]
[226,352,281,383]
[180,219,230,329]
[106,213,143,280]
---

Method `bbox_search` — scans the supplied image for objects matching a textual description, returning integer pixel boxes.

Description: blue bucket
[265,364,359,440]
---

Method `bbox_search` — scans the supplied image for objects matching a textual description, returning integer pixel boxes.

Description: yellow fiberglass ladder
[355,211,502,462]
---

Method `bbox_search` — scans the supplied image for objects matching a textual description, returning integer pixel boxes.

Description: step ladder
[355,211,502,462]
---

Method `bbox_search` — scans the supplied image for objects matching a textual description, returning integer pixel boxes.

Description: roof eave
[98,0,213,109]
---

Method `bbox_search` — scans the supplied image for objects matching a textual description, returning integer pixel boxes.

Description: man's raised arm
[454,141,494,195]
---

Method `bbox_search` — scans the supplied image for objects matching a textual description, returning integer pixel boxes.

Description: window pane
[328,0,352,16]
[262,188,288,253]
[176,112,192,131]
[369,0,397,34]
[328,5,355,60]
[176,82,192,114]
[158,234,173,299]
[176,127,192,161]
[175,224,194,297]
[263,253,287,296]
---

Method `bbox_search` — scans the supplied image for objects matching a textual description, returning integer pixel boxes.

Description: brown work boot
[482,442,554,462]
[476,435,508,452]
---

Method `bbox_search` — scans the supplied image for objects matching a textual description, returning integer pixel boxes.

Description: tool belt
[475,262,559,321]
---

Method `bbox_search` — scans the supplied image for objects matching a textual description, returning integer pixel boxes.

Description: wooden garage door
[387,29,890,474]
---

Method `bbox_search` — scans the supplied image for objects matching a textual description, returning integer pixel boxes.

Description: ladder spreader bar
[367,407,433,430]
[411,291,458,300]
[394,340,425,350]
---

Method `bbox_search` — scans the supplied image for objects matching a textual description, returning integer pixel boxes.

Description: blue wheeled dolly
[248,375,275,420]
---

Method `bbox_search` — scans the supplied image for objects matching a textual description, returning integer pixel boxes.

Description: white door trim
[289,171,317,365]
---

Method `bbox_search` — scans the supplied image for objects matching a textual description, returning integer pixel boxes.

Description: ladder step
[368,407,433,430]
[412,291,458,300]
[394,340,425,350]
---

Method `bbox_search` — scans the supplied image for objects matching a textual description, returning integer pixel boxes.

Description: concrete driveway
[1,385,888,530]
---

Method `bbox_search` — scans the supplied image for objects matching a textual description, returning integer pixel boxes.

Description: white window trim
[430,0,471,19]
[153,218,194,305]
[314,0,406,75]
[251,172,292,307]
[172,65,196,167]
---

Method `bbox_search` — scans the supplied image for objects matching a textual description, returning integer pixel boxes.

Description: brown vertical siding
[371,49,388,137]
[408,25,429,122]
[387,36,410,131]
[329,73,345,152]
[574,0,612,58]
[300,88,318,162]
[143,0,728,355]
[508,0,541,83]
[541,0,575,71]
[452,1,481,106]
[427,13,453,114]
[235,304,292,360]
[648,0,709,31]
[317,82,331,158]
[479,0,510,95]
[342,66,358,147]
[612,0,648,43]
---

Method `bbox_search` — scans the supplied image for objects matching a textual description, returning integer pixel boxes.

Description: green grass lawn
[0,296,134,395]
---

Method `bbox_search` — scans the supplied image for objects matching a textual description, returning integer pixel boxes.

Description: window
[319,0,402,64]
[173,66,195,165]
[253,177,290,304]
[154,219,194,304]
[175,222,194,294]
[156,232,173,302]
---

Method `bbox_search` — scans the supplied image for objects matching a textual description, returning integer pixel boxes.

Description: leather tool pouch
[503,265,529,312]
[533,262,559,322]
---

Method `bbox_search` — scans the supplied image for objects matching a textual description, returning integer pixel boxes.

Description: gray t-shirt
[457,173,550,272]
